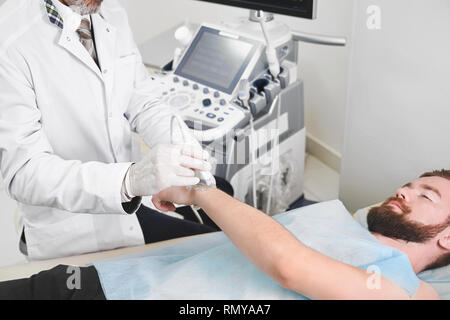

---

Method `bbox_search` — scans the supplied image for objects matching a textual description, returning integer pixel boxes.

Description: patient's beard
[367,197,448,243]
[62,0,103,15]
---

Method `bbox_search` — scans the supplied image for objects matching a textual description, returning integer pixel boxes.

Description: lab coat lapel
[91,13,117,104]
[57,25,103,80]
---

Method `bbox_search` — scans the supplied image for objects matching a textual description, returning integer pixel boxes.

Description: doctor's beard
[62,0,104,15]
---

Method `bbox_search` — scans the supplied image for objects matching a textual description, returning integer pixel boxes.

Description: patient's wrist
[193,186,219,207]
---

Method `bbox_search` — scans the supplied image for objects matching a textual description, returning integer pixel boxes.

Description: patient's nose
[395,188,409,202]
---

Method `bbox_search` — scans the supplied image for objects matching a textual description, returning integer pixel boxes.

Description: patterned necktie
[76,18,99,66]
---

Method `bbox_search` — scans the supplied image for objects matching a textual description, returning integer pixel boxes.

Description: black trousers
[0,265,105,300]
[136,205,218,243]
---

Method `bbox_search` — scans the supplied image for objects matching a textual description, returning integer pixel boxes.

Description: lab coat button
[103,69,108,74]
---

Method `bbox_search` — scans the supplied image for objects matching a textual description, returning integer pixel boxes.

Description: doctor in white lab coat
[0,0,216,260]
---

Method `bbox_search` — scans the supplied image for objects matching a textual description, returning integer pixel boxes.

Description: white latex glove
[128,143,211,197]
[194,160,216,188]
[170,114,216,188]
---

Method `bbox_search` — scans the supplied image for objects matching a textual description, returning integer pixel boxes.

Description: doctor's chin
[0,0,449,306]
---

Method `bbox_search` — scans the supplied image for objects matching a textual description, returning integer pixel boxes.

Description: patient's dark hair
[421,169,450,271]
[420,169,450,181]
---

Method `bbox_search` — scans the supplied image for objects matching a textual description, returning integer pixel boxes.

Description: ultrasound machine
[143,0,346,214]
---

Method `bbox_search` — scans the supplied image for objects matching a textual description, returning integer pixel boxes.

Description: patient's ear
[438,230,450,250]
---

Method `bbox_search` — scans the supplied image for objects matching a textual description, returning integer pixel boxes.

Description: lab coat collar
[45,0,117,94]
[57,21,103,79]
[44,0,107,30]
[46,0,116,83]
[52,0,83,33]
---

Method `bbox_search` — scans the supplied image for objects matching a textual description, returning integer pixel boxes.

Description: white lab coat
[0,0,188,260]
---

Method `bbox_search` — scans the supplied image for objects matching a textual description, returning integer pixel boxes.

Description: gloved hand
[128,143,212,197]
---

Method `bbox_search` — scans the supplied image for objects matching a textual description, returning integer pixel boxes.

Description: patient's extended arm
[152,187,438,300]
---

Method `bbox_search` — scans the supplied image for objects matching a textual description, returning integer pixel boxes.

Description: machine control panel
[152,25,263,140]
[156,75,245,129]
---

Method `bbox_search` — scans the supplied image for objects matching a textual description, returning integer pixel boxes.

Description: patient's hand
[152,186,198,212]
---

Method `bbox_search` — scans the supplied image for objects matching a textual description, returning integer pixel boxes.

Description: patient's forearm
[195,188,308,286]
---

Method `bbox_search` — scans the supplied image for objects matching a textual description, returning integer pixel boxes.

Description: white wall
[340,0,450,212]
[118,0,354,163]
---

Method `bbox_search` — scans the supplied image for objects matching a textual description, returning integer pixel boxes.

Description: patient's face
[368,176,450,243]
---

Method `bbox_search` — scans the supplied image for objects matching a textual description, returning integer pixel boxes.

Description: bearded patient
[146,169,450,299]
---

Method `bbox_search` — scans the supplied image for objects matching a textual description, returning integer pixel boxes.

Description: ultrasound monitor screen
[175,27,259,95]
[195,0,316,19]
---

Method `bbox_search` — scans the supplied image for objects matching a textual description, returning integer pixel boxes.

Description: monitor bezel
[195,0,317,19]
[174,26,261,95]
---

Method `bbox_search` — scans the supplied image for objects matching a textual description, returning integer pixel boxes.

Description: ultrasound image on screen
[176,29,255,94]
